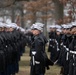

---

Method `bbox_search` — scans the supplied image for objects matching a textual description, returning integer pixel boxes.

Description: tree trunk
[21,7,25,27]
[53,0,64,21]
[0,0,15,8]
[12,7,15,22]
[32,12,37,24]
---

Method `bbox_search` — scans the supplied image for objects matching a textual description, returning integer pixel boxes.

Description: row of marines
[0,22,53,75]
[0,21,76,75]
[48,21,76,75]
[25,21,76,75]
[0,22,27,75]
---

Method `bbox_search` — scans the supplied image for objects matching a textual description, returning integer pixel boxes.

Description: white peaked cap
[55,25,61,29]
[66,23,72,28]
[56,29,62,32]
[34,22,44,28]
[71,21,76,27]
[61,24,67,28]
[5,25,10,28]
[62,23,72,29]
[32,23,44,32]
[33,24,43,31]
[49,25,56,28]
[6,19,12,24]
[0,22,5,27]
[65,25,70,29]
[6,23,17,28]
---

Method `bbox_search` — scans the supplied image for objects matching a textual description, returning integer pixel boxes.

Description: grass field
[17,47,61,75]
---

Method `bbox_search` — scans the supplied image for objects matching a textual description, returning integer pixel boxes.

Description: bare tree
[0,0,15,7]
[59,0,76,24]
